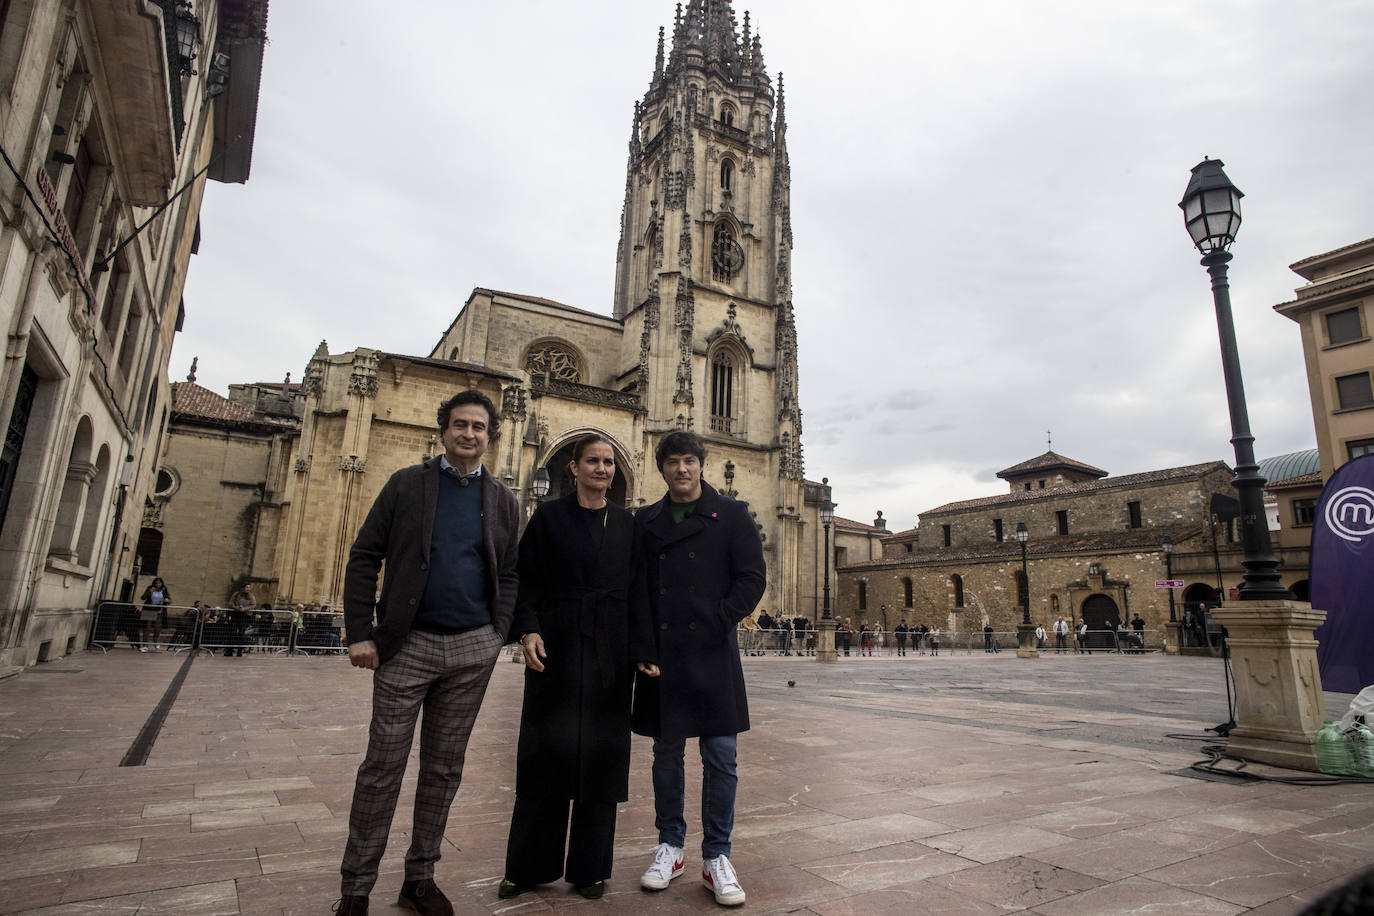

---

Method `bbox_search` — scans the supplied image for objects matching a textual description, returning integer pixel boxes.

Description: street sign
[1155,579,1185,589]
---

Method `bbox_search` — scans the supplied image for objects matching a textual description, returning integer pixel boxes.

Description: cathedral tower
[613,4,804,613]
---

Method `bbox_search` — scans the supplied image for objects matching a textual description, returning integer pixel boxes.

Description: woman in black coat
[500,435,649,900]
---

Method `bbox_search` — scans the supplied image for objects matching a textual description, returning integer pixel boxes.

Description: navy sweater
[413,471,490,633]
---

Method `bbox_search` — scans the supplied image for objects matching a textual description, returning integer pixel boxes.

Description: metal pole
[1165,550,1177,622]
[1201,251,1289,601]
[822,521,832,620]
[1019,540,1030,625]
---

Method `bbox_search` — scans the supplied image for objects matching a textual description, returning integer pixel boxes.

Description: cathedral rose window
[525,343,582,383]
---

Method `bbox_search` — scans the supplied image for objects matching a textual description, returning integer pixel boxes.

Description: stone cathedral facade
[150,1,830,620]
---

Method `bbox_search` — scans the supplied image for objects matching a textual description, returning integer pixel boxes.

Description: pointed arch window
[719,103,735,127]
[720,159,733,192]
[644,223,658,291]
[709,349,736,433]
[951,573,965,609]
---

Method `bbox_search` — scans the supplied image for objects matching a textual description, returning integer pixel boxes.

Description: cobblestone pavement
[1,646,1371,915]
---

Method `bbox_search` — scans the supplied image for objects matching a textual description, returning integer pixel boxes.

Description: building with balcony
[0,0,267,668]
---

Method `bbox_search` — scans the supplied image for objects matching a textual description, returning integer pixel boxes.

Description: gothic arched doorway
[1081,594,1120,651]
[538,436,631,507]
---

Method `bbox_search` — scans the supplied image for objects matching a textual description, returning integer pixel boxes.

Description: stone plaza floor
[0,644,1371,915]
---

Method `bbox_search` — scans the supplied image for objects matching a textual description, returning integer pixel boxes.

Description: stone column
[815,617,837,663]
[1016,622,1039,658]
[1165,621,1182,655]
[1208,602,1327,772]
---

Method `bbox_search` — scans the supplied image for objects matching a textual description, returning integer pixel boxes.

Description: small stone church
[151,1,833,618]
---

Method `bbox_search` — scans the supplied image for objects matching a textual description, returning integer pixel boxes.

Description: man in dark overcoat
[633,430,765,908]
[334,390,519,916]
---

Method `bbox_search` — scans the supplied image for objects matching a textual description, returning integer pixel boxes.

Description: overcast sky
[178,0,1374,531]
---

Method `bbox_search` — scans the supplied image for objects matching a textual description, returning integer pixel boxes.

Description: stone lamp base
[1208,602,1327,772]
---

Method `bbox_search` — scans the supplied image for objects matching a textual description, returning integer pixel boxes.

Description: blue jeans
[652,735,737,859]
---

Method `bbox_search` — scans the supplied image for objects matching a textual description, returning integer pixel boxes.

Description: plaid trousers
[340,625,504,896]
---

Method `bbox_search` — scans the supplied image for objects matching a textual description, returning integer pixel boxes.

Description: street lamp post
[821,497,834,621]
[1016,522,1030,625]
[1162,535,1177,623]
[1180,159,1327,773]
[1162,534,1183,655]
[816,481,838,662]
[1015,522,1038,658]
[1178,159,1288,602]
[512,465,554,662]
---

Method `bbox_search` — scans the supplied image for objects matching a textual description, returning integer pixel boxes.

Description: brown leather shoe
[398,879,453,916]
[331,896,368,915]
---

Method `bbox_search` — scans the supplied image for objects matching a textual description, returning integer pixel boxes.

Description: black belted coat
[509,494,651,802]
[632,481,766,742]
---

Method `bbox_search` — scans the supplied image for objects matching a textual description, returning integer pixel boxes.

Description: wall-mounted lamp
[174,1,202,74]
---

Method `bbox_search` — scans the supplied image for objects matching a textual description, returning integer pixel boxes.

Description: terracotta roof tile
[171,382,255,423]
[1267,470,1322,489]
[834,516,883,532]
[997,450,1108,480]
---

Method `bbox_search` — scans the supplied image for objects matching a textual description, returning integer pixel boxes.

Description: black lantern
[174,1,202,74]
[1179,158,1243,254]
[531,466,550,502]
[1015,522,1030,625]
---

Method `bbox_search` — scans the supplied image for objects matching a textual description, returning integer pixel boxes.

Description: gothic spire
[666,0,745,78]
[774,71,786,134]
[654,26,665,79]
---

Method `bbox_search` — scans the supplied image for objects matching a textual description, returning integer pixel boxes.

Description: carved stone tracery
[348,352,379,399]
[524,342,581,383]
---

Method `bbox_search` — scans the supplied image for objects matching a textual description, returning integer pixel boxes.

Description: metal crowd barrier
[295,612,346,654]
[89,601,202,653]
[738,624,815,656]
[87,602,345,657]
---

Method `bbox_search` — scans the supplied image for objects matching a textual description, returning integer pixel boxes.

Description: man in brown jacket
[335,390,519,916]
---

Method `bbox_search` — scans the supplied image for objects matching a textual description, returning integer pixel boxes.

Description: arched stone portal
[1183,583,1220,613]
[538,435,631,507]
[1081,593,1120,651]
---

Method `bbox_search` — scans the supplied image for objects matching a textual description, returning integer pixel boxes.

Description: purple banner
[1312,454,1374,695]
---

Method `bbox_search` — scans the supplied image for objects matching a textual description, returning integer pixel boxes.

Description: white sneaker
[702,855,745,906]
[640,842,684,890]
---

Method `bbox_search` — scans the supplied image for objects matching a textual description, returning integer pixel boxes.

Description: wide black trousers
[504,795,617,887]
